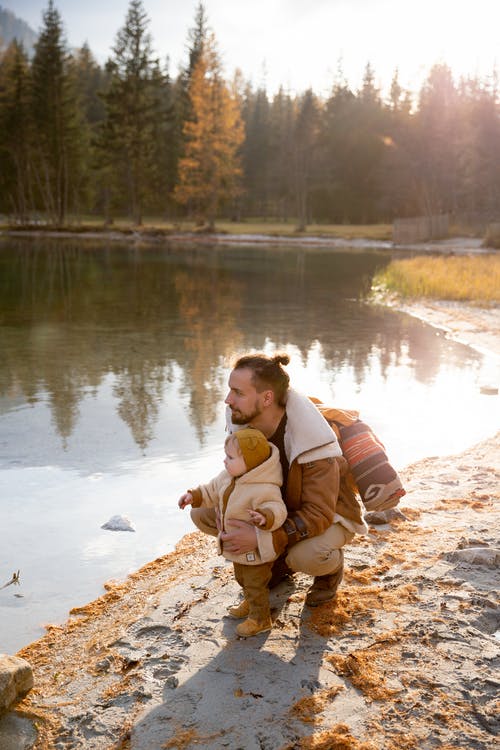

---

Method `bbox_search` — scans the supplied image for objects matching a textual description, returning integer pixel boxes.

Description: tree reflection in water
[0,237,482,455]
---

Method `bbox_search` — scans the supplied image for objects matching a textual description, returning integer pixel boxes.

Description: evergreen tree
[318,77,357,222]
[378,69,418,218]
[268,87,294,221]
[0,40,33,220]
[68,43,108,215]
[456,75,500,219]
[293,89,320,230]
[174,33,244,228]
[241,85,272,217]
[70,43,106,127]
[97,0,167,224]
[414,64,460,215]
[30,0,86,224]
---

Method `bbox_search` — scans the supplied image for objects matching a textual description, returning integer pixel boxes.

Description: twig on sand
[1,570,20,589]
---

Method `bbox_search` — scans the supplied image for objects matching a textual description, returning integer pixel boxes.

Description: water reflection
[0,238,482,454]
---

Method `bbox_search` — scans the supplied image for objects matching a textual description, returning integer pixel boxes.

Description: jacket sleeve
[272,456,340,554]
[251,489,288,531]
[188,473,223,509]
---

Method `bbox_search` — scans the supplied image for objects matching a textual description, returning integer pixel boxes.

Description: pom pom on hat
[233,428,271,471]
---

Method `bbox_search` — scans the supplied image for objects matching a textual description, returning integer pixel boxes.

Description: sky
[4,0,500,97]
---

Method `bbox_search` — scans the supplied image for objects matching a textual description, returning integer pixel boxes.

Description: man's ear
[262,389,274,406]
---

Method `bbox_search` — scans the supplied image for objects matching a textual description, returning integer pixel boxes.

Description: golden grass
[374,254,500,304]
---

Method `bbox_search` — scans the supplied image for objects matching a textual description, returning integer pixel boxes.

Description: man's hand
[220,519,257,554]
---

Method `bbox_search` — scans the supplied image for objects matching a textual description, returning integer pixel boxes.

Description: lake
[0,236,497,653]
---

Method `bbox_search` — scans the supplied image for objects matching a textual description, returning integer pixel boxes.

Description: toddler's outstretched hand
[248,509,266,527]
[178,492,193,509]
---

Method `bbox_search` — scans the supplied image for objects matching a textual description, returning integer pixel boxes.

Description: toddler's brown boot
[236,615,272,637]
[228,600,250,619]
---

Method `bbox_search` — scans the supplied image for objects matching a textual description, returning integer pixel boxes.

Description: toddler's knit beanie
[234,428,271,471]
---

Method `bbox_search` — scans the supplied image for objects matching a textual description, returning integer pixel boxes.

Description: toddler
[179,428,286,637]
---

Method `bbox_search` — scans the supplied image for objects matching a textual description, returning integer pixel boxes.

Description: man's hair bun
[272,354,290,367]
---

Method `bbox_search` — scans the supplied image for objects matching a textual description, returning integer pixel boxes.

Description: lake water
[0,236,498,653]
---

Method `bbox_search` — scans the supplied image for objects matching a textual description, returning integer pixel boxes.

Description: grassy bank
[1,217,393,241]
[374,254,500,305]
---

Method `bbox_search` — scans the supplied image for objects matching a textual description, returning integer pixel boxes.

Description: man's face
[225,367,267,425]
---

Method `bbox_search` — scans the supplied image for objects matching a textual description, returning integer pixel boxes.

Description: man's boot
[305,552,344,607]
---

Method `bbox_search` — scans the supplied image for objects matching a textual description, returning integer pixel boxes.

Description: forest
[1,0,499,229]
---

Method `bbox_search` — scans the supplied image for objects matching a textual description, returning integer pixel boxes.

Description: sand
[1,302,499,750]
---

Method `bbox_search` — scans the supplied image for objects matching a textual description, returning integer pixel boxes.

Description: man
[191,352,367,606]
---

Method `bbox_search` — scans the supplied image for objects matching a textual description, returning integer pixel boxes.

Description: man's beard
[230,400,262,425]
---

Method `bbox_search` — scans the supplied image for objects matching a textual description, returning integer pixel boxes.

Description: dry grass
[281,723,378,750]
[161,728,227,748]
[290,686,345,723]
[374,254,500,304]
[327,646,400,702]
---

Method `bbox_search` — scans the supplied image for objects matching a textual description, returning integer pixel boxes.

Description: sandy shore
[1,303,499,750]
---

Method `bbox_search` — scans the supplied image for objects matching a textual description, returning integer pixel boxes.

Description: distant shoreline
[0,226,490,254]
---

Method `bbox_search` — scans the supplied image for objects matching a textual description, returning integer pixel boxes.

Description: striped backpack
[310,397,406,512]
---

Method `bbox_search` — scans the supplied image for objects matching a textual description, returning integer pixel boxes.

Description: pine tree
[97,0,167,224]
[30,0,85,224]
[0,40,33,220]
[268,87,294,221]
[174,33,244,228]
[456,75,500,219]
[241,85,271,216]
[293,89,320,230]
[415,64,460,216]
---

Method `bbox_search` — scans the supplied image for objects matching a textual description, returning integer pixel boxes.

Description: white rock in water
[101,515,136,532]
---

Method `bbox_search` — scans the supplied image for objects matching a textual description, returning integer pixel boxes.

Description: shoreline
[381,297,500,360]
[1,292,499,748]
[0,227,493,254]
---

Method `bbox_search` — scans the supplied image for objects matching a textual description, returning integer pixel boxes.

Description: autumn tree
[174,33,244,228]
